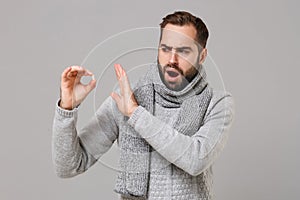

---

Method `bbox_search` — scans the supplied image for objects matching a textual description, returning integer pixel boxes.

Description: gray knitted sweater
[52,71,234,200]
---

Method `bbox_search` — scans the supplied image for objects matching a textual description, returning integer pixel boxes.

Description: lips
[165,66,181,76]
[167,70,179,77]
[164,68,182,83]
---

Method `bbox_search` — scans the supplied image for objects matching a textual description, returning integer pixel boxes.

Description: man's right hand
[60,66,96,110]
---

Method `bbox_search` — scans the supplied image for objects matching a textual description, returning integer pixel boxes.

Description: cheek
[178,57,193,69]
[179,54,198,65]
[158,52,168,65]
[177,56,198,75]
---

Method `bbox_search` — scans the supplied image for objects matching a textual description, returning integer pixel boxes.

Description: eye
[160,46,171,53]
[177,49,191,55]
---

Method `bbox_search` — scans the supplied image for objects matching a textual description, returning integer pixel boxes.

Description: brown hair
[160,11,209,48]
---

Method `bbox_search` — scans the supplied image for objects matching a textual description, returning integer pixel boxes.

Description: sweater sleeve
[127,91,235,176]
[52,96,119,178]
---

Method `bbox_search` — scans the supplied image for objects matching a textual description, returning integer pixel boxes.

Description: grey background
[0,0,299,199]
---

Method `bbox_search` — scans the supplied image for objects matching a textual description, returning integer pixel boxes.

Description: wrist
[59,99,73,110]
[128,105,138,117]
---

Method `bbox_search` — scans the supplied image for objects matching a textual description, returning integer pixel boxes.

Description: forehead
[160,24,198,47]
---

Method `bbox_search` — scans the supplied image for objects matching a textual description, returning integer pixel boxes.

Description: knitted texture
[114,63,213,198]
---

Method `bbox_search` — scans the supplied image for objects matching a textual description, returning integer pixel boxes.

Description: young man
[52,11,234,200]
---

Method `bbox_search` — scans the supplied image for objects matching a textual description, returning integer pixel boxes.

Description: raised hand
[60,66,96,110]
[111,64,138,117]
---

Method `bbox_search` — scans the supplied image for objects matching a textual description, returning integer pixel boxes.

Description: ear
[198,48,208,65]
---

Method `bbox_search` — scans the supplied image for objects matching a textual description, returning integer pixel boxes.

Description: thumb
[110,92,121,104]
[85,79,97,93]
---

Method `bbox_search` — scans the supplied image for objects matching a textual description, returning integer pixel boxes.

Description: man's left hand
[111,64,138,117]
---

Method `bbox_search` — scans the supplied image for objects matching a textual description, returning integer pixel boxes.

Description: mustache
[163,63,184,75]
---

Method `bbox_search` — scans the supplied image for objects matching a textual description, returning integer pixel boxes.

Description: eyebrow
[160,44,193,51]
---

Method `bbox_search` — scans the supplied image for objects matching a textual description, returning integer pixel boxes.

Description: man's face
[158,24,205,91]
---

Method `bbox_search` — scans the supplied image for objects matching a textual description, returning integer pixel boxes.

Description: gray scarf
[114,63,212,198]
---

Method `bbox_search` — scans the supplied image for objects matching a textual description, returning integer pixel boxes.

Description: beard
[157,59,200,91]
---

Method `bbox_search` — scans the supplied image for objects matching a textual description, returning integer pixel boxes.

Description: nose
[169,50,178,65]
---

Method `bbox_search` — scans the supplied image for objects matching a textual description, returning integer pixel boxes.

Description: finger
[61,66,73,81]
[115,63,125,95]
[67,70,78,78]
[120,64,126,76]
[85,79,97,93]
[75,73,96,85]
[116,63,126,77]
[115,64,133,96]
[117,64,132,93]
[67,66,94,84]
[114,63,121,79]
[65,66,82,80]
[70,66,93,77]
